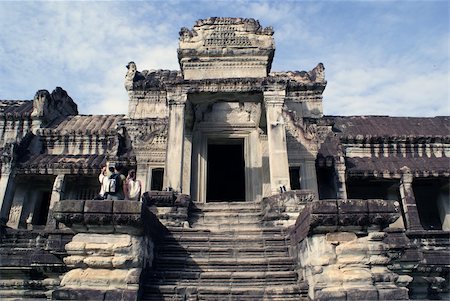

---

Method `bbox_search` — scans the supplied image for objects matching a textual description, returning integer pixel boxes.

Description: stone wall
[51,200,154,301]
[288,199,413,300]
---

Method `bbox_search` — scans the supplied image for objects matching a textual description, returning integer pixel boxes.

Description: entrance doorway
[206,139,245,202]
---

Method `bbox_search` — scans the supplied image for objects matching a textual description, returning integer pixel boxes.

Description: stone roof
[39,115,124,136]
[17,154,106,172]
[317,116,450,176]
[333,116,450,140]
[346,156,450,177]
[0,100,33,118]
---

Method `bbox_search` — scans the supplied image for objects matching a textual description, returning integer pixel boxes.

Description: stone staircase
[0,229,69,300]
[140,201,308,301]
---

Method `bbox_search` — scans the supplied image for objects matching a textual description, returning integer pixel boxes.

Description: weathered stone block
[346,287,378,301]
[377,287,409,300]
[113,200,141,214]
[337,254,367,265]
[104,289,138,301]
[312,200,337,214]
[83,256,113,268]
[51,288,106,300]
[341,267,372,284]
[315,287,346,300]
[84,213,113,227]
[84,200,113,214]
[65,241,86,255]
[326,232,357,243]
[63,255,86,268]
[54,200,85,213]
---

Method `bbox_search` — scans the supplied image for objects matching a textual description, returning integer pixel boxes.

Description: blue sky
[0,0,448,116]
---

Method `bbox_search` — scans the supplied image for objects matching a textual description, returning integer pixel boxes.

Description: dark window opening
[151,168,164,191]
[289,167,301,190]
[317,167,337,199]
[207,140,245,202]
[32,191,51,225]
[347,178,400,200]
[64,176,99,200]
[413,178,448,231]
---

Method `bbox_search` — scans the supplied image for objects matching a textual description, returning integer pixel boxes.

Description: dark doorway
[289,167,301,190]
[413,177,448,230]
[151,168,164,191]
[207,140,245,202]
[32,191,51,226]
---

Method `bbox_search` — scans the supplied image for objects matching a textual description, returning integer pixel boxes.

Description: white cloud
[0,1,447,117]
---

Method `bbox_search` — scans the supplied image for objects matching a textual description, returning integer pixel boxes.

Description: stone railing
[261,190,315,227]
[51,200,154,301]
[288,199,414,300]
[289,199,400,244]
[142,191,191,228]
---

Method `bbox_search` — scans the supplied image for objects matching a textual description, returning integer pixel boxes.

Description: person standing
[125,169,142,201]
[105,165,126,200]
[96,165,110,200]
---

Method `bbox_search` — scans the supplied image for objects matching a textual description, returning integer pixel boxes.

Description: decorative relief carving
[192,101,261,126]
[121,119,168,153]
[283,108,331,154]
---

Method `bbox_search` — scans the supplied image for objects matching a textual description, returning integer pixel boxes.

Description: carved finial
[179,27,193,42]
[309,63,325,82]
[125,61,137,91]
[31,90,51,118]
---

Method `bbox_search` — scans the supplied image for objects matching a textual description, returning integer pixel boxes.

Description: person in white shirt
[125,169,142,201]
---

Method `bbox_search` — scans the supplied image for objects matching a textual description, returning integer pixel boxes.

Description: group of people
[96,164,142,201]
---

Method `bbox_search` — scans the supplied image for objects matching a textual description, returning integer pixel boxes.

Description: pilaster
[45,174,66,230]
[335,156,347,199]
[301,160,319,198]
[264,90,291,194]
[0,164,15,223]
[399,167,423,230]
[164,91,187,193]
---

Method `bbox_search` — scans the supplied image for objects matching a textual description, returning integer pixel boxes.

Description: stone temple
[0,17,449,301]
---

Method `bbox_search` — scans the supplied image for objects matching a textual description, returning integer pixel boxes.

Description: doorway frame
[190,128,261,203]
[206,137,245,202]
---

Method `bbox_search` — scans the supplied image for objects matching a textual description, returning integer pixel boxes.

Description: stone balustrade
[51,200,154,301]
[288,199,412,300]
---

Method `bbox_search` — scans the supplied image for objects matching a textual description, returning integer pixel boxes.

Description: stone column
[399,167,423,230]
[0,164,15,223]
[335,156,347,199]
[45,174,66,230]
[300,160,319,197]
[264,90,290,194]
[164,91,187,193]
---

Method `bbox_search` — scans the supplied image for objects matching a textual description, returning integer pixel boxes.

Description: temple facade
[0,18,448,301]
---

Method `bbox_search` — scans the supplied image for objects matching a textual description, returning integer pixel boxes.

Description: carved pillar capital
[263,90,285,106]
[167,88,188,105]
[400,167,413,184]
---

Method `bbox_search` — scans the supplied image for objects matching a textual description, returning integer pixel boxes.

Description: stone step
[166,226,287,234]
[146,270,298,281]
[157,247,289,257]
[142,200,301,300]
[156,244,289,255]
[189,213,263,224]
[192,201,261,209]
[141,284,306,301]
[159,235,288,244]
[152,256,295,269]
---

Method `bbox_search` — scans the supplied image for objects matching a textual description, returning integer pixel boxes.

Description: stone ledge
[53,200,143,235]
[289,199,400,245]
